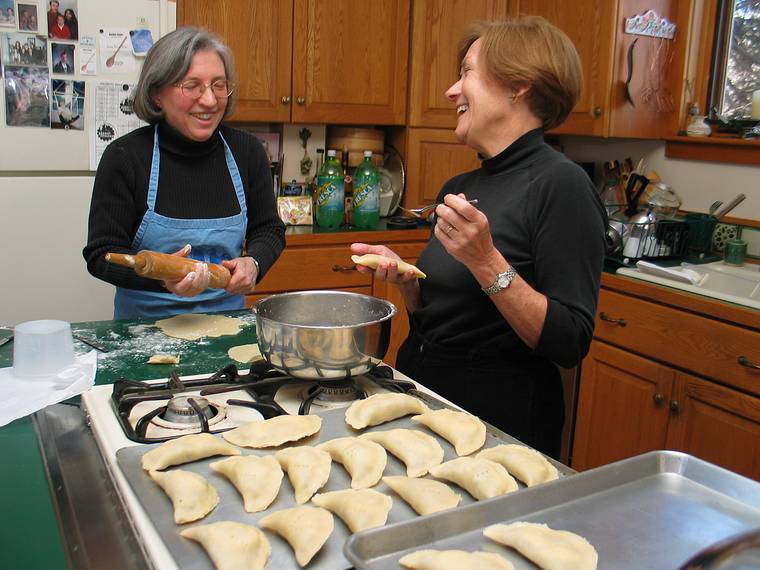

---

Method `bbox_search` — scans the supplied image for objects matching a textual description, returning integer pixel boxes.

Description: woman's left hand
[434,193,501,270]
[222,256,258,295]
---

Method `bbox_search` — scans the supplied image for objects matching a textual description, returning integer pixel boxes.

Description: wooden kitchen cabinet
[573,279,760,480]
[244,227,429,367]
[177,0,409,125]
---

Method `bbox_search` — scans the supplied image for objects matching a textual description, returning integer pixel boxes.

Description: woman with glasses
[84,27,285,319]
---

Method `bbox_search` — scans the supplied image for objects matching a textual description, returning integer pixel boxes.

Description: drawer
[255,246,372,293]
[595,289,760,396]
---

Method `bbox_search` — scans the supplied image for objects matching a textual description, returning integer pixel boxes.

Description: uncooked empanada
[400,549,514,570]
[477,444,559,487]
[181,521,271,570]
[317,436,387,489]
[141,432,241,471]
[411,409,486,456]
[210,455,283,512]
[259,506,333,567]
[311,488,392,533]
[148,469,218,524]
[428,457,517,500]
[484,522,598,570]
[351,254,426,278]
[345,393,429,429]
[275,445,332,504]
[382,476,461,516]
[360,428,443,477]
[222,414,321,448]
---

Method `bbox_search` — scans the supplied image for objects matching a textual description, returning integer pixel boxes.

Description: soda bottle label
[316,175,344,228]
[352,181,379,210]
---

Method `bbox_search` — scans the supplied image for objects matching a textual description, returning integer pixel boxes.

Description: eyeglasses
[175,79,235,99]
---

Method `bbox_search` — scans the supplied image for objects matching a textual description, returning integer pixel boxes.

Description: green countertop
[0,310,259,570]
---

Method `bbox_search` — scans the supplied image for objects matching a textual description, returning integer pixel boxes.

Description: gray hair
[132,27,237,123]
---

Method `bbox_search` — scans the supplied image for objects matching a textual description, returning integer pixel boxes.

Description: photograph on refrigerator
[2,32,49,127]
[17,3,39,33]
[51,41,74,74]
[46,0,78,40]
[51,78,84,130]
[0,0,14,29]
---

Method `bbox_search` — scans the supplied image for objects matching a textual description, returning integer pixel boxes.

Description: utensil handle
[713,193,746,219]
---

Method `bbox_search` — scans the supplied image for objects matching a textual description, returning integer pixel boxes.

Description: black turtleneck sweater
[413,129,607,368]
[83,121,285,293]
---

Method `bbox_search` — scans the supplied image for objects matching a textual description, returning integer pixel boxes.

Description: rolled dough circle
[228,344,264,364]
[155,314,245,341]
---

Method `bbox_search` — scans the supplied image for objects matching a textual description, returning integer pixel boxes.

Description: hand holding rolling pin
[221,256,259,296]
[162,245,211,297]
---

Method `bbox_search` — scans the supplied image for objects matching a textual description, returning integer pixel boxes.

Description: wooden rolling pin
[105,249,231,289]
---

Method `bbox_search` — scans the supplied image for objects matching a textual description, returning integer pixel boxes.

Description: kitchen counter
[0,310,260,570]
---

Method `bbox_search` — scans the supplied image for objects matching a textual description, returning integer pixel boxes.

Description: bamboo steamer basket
[327,127,384,167]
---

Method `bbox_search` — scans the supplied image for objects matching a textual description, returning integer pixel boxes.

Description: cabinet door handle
[332,264,357,272]
[653,393,665,407]
[669,400,680,415]
[593,106,603,118]
[738,356,760,370]
[281,95,291,104]
[297,96,306,105]
[599,312,626,327]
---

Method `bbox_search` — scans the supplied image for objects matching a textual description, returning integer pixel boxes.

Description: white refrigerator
[0,0,175,325]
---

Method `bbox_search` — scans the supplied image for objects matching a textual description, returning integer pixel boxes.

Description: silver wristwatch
[482,267,517,296]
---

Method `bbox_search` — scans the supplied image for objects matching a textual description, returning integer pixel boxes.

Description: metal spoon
[399,199,478,219]
[708,200,723,216]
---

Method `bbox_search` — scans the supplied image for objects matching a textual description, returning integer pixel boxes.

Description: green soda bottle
[351,151,380,229]
[316,149,344,228]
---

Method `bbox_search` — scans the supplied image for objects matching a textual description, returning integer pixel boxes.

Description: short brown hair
[459,17,582,130]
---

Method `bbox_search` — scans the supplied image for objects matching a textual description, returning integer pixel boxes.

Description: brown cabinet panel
[405,128,481,207]
[292,0,410,125]
[409,0,509,128]
[573,342,674,471]
[177,0,293,122]
[595,289,760,397]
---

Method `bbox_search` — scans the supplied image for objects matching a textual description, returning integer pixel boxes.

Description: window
[708,0,759,119]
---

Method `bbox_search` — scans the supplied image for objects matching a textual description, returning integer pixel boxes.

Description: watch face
[497,274,509,287]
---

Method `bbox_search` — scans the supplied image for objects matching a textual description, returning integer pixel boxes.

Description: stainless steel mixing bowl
[252,290,397,380]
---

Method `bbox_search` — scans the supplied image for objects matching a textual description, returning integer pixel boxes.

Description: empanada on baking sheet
[311,488,392,533]
[148,469,218,524]
[316,436,387,489]
[181,521,271,570]
[400,549,515,570]
[222,414,321,448]
[259,506,334,567]
[345,393,429,429]
[477,444,559,487]
[411,409,486,456]
[141,432,241,471]
[382,475,461,516]
[428,457,517,500]
[360,428,444,477]
[209,455,283,512]
[275,445,332,504]
[484,521,598,570]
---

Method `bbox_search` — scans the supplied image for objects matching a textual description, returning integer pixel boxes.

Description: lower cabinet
[245,228,428,367]
[573,315,760,481]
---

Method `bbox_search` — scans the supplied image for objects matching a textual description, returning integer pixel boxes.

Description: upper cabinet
[177,0,410,125]
[509,0,693,139]
[408,0,510,128]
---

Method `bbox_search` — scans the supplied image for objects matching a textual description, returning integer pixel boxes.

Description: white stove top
[80,366,452,570]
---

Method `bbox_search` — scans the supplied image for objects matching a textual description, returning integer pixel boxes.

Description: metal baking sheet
[345,450,760,570]
[116,394,572,570]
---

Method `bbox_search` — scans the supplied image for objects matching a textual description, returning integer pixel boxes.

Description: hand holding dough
[351,254,426,278]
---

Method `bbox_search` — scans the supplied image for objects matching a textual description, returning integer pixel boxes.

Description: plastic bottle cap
[364,150,372,157]
[327,149,336,157]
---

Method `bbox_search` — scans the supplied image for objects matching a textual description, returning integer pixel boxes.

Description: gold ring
[444,224,456,236]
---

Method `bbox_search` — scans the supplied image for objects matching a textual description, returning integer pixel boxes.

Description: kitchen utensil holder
[618,219,690,260]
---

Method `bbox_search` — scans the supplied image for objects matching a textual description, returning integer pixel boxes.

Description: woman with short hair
[84,27,285,319]
[352,17,606,458]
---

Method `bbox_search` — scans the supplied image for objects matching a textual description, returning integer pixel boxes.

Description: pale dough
[227,343,264,364]
[155,313,245,341]
[147,354,180,364]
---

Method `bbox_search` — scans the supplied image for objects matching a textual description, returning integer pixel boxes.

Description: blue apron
[114,126,247,319]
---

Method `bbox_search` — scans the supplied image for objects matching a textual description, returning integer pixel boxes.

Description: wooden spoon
[105,36,128,68]
[80,51,96,72]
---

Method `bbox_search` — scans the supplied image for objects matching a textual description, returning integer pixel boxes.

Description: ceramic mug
[724,239,747,266]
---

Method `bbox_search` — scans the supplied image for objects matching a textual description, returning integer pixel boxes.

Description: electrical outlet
[136,16,149,27]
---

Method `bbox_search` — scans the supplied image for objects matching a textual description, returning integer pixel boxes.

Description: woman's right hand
[162,244,211,297]
[350,242,419,285]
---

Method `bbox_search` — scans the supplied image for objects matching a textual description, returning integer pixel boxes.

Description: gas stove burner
[162,396,216,424]
[299,380,367,414]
